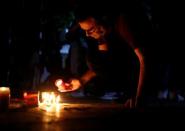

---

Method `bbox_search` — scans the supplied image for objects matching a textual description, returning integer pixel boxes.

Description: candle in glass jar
[0,87,10,111]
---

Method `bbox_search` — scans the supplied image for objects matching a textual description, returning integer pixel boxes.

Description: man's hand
[55,79,81,92]
[70,79,81,91]
[124,98,135,109]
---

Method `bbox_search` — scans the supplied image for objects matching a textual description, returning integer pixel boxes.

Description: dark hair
[73,1,120,29]
[75,9,116,29]
[74,7,102,22]
[65,23,85,42]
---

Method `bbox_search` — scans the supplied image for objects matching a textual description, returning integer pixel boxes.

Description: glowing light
[55,79,63,87]
[65,28,69,33]
[0,87,10,110]
[0,87,10,92]
[23,92,28,98]
[38,92,62,112]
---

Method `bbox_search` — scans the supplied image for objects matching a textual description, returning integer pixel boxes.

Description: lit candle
[38,91,62,112]
[23,91,38,106]
[0,87,10,111]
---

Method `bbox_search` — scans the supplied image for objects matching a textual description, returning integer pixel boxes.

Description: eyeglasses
[86,25,98,35]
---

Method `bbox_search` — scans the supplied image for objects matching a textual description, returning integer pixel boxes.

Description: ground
[0,91,185,130]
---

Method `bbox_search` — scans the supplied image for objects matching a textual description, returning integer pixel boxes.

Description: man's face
[79,17,105,40]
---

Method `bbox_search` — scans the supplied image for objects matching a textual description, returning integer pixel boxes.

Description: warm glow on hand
[55,79,80,92]
[55,79,67,92]
[70,79,81,91]
[55,79,63,87]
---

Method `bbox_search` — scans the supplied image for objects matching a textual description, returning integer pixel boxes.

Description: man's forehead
[79,17,96,30]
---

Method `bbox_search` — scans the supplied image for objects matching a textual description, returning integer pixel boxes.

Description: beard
[93,26,106,40]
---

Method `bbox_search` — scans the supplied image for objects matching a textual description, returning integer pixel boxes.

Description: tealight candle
[0,87,10,111]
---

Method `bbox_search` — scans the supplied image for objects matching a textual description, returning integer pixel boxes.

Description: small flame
[55,79,63,87]
[55,79,72,92]
[23,92,28,98]
[38,92,62,112]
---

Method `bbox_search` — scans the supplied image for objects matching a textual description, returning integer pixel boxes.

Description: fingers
[70,79,81,91]
[124,98,135,109]
[55,79,71,92]
[55,79,81,92]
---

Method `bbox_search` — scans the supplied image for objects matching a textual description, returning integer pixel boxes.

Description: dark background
[0,0,184,100]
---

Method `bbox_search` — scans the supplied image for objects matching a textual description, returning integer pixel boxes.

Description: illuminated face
[79,17,106,40]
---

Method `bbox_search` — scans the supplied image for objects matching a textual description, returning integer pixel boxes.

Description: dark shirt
[85,23,139,97]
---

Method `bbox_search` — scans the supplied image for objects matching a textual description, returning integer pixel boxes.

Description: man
[56,11,145,107]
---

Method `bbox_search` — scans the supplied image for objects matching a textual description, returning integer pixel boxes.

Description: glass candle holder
[0,87,10,111]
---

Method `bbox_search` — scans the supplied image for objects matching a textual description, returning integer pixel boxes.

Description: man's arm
[116,14,146,108]
[80,69,96,85]
[56,69,96,92]
[134,48,145,107]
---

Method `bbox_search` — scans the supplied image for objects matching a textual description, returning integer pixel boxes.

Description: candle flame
[55,79,63,87]
[23,92,28,97]
[38,92,62,112]
[0,87,10,92]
